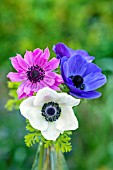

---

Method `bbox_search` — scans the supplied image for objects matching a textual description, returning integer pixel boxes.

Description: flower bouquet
[6,42,107,170]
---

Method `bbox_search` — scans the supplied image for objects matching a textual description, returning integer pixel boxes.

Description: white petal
[56,93,80,107]
[19,96,48,131]
[34,87,58,107]
[55,106,78,131]
[19,96,36,119]
[28,108,48,131]
[41,122,62,141]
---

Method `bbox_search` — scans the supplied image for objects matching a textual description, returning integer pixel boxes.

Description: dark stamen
[41,102,61,122]
[70,75,85,90]
[31,70,39,78]
[72,75,83,87]
[46,107,55,116]
[27,65,45,83]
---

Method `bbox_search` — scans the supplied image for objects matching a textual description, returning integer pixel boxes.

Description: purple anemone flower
[7,48,63,99]
[53,42,95,62]
[61,55,107,99]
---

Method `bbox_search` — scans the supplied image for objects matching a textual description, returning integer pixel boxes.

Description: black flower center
[31,70,39,78]
[70,75,85,90]
[46,107,55,116]
[27,65,45,83]
[41,101,61,122]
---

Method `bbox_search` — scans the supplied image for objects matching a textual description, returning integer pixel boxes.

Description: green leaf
[25,120,72,153]
[5,81,23,111]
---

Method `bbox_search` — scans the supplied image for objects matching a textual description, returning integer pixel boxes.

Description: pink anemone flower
[7,48,63,99]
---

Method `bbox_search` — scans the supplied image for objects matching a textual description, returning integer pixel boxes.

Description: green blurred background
[0,0,113,169]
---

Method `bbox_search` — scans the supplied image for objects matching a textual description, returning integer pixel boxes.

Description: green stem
[31,143,69,170]
[31,142,44,170]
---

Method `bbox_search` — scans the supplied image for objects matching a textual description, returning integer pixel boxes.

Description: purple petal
[64,55,87,76]
[7,72,26,82]
[66,83,102,99]
[53,43,73,59]
[60,56,69,82]
[75,50,95,62]
[70,91,101,99]
[84,73,107,91]
[53,43,95,62]
[83,63,101,77]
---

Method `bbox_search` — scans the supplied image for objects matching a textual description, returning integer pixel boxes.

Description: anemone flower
[53,42,94,62]
[19,87,80,141]
[60,55,107,99]
[7,48,63,99]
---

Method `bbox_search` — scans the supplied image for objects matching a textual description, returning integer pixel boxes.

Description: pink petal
[10,54,29,72]
[24,51,34,66]
[45,58,60,71]
[41,48,50,60]
[39,81,47,89]
[33,48,43,56]
[10,56,23,72]
[44,76,55,86]
[7,72,26,82]
[38,57,47,67]
[17,81,34,99]
[55,73,64,83]
[49,84,61,91]
[16,54,29,71]
[33,48,43,65]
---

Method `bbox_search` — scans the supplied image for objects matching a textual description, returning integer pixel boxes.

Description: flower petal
[84,73,107,91]
[7,72,26,82]
[55,106,78,131]
[41,122,61,141]
[46,58,60,71]
[75,49,95,62]
[67,83,102,99]
[16,54,28,71]
[43,47,50,60]
[33,48,43,65]
[10,53,30,74]
[44,76,55,86]
[34,87,58,107]
[24,50,34,66]
[19,96,36,119]
[53,43,77,59]
[17,81,33,99]
[70,91,101,99]
[33,48,43,56]
[66,55,87,76]
[28,108,48,131]
[56,92,80,107]
[83,62,101,77]
[35,48,50,67]
[53,43,71,59]
[10,57,20,72]
[19,97,48,131]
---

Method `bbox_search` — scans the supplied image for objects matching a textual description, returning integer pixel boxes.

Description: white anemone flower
[19,87,80,141]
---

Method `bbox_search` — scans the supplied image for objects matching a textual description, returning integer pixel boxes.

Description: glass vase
[31,142,69,170]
